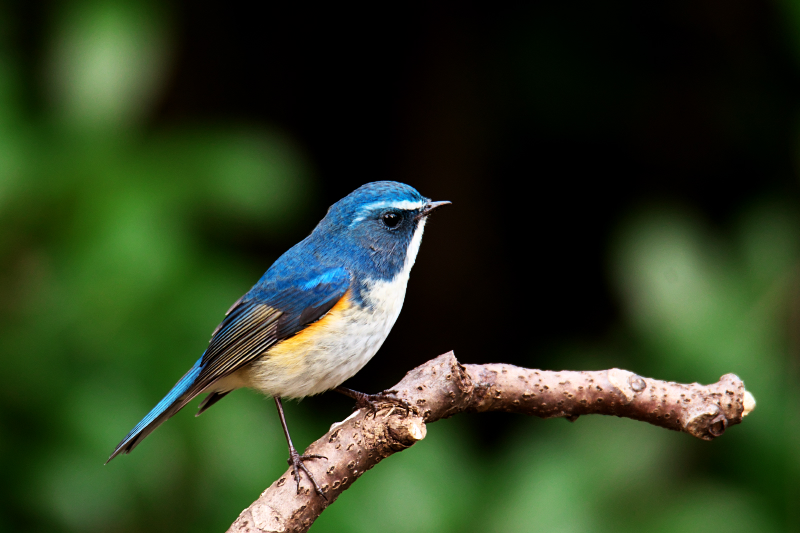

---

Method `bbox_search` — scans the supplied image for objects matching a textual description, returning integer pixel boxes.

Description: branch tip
[743,390,756,417]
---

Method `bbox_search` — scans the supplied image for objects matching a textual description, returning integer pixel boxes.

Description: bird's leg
[273,397,327,499]
[335,387,414,417]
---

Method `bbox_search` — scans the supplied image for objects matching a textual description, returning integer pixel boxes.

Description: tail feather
[106,358,204,464]
[196,391,231,417]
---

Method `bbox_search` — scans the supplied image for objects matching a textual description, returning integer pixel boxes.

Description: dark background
[164,1,800,376]
[1,1,797,532]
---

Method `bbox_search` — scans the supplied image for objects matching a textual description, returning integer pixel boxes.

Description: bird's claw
[287,448,327,499]
[353,389,414,418]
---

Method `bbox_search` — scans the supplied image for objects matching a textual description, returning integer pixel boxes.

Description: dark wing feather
[196,302,282,388]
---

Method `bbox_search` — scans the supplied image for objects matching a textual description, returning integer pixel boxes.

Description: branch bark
[227,351,755,533]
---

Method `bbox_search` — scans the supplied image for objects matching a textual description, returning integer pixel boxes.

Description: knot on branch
[386,415,427,447]
[392,352,474,421]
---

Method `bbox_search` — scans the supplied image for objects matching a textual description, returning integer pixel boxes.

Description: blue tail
[107,357,204,463]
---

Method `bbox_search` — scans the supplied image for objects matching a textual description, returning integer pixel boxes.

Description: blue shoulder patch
[301,269,346,291]
[268,267,351,339]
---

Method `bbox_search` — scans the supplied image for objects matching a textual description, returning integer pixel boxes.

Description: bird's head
[314,181,450,279]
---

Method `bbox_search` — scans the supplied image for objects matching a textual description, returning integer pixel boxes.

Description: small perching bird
[107,181,450,496]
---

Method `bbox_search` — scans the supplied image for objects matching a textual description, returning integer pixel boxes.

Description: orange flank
[263,289,353,375]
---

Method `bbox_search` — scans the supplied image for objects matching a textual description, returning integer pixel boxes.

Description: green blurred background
[1,1,798,531]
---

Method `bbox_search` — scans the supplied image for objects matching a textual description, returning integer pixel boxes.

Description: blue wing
[107,267,351,462]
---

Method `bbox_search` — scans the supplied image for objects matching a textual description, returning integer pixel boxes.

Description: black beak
[416,200,451,220]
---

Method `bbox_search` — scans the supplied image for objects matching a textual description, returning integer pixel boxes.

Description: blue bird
[108,181,449,496]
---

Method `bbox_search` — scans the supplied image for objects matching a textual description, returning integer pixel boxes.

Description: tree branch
[227,351,756,533]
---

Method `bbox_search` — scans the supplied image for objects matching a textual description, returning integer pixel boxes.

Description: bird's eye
[381,212,401,229]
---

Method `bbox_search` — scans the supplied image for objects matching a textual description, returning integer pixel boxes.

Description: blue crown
[319,181,427,230]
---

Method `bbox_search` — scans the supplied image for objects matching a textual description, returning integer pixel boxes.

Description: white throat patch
[403,216,427,277]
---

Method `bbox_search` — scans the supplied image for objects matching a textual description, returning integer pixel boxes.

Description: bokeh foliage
[1,1,798,532]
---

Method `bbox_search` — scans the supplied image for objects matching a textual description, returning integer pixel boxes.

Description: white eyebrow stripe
[360,200,425,212]
[350,199,426,225]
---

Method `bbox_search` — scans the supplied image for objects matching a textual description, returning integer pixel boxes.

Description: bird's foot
[286,446,327,499]
[338,387,414,418]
